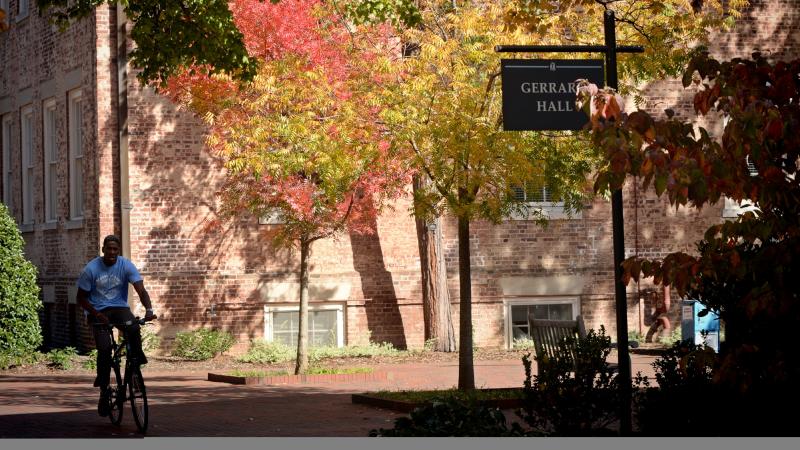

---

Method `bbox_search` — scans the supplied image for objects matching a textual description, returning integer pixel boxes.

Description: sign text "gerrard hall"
[501,59,604,131]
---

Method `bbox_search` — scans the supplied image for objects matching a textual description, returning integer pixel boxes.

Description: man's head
[101,235,122,266]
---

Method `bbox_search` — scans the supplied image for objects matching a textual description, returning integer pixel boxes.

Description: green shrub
[517,327,621,436]
[369,397,528,437]
[511,337,536,350]
[236,340,294,364]
[657,326,682,345]
[141,327,161,353]
[0,351,43,370]
[0,203,42,358]
[633,340,725,435]
[47,347,77,370]
[633,340,800,435]
[308,342,399,361]
[172,328,235,361]
[628,330,644,344]
[82,349,98,370]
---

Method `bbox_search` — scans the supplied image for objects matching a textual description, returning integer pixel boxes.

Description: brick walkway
[0,355,657,438]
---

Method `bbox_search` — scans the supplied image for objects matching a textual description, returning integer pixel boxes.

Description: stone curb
[208,370,389,385]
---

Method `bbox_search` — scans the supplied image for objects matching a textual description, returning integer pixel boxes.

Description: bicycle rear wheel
[128,366,148,433]
[108,365,124,425]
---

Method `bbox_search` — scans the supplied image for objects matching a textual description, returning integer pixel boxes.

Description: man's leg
[89,316,112,416]
[90,317,112,388]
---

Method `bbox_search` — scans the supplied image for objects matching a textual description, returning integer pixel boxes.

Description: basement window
[264,303,344,348]
[503,297,579,349]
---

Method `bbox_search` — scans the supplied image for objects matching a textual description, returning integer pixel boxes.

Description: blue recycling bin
[681,300,720,352]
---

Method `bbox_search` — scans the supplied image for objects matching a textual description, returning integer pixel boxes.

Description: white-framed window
[68,90,84,220]
[20,105,33,224]
[503,297,579,349]
[509,174,574,220]
[1,114,12,209]
[17,0,28,20]
[264,303,345,348]
[43,99,57,223]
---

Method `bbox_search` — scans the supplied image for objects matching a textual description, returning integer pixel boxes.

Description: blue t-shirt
[77,256,143,311]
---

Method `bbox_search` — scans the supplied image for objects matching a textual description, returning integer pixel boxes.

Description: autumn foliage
[162,0,409,374]
[581,52,800,411]
[164,0,407,244]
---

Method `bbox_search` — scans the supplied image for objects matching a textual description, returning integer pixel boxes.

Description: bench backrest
[528,315,587,375]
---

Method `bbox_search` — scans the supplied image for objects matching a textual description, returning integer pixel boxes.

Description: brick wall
[0,2,108,351]
[4,0,799,354]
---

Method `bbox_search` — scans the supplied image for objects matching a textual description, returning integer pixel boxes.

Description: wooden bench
[527,314,620,377]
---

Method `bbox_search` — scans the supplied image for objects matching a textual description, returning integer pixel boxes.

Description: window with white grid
[264,304,344,348]
[68,90,84,220]
[503,297,579,349]
[509,173,574,220]
[20,105,33,224]
[43,99,58,223]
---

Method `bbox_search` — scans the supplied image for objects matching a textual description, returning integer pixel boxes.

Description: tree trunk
[295,237,311,375]
[413,175,456,352]
[457,214,475,390]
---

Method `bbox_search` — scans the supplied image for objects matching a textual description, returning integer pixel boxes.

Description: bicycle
[98,317,153,433]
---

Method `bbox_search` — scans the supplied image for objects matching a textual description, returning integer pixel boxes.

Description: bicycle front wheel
[128,366,148,433]
[108,364,124,425]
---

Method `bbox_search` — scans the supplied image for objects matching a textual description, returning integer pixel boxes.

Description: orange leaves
[576,81,624,128]
[0,9,8,33]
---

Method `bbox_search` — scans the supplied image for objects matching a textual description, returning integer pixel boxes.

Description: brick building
[1,1,798,353]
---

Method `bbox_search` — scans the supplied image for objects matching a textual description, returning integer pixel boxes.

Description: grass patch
[226,367,373,377]
[308,343,400,361]
[236,340,400,364]
[370,388,524,403]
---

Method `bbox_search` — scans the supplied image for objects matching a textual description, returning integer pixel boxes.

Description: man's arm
[132,281,156,320]
[77,288,108,324]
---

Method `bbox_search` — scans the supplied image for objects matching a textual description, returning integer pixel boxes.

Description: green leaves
[38,0,258,86]
[342,0,421,28]
[0,204,42,359]
[589,52,800,399]
[385,3,596,224]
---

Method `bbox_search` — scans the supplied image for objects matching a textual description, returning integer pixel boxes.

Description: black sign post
[496,10,643,436]
[501,59,604,130]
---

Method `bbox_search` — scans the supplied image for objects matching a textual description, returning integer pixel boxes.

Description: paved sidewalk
[0,355,657,438]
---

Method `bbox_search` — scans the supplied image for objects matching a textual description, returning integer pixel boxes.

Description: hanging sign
[501,59,604,131]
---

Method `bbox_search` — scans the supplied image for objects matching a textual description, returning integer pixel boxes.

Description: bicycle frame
[101,318,150,433]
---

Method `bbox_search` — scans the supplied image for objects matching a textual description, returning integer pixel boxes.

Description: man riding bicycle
[76,235,157,417]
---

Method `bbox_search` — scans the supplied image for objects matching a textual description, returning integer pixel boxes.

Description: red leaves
[693,89,713,115]
[230,0,342,69]
[625,111,656,142]
[764,118,783,141]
